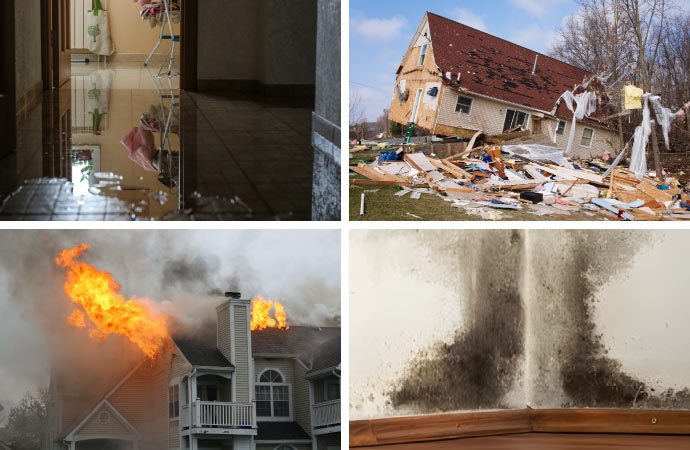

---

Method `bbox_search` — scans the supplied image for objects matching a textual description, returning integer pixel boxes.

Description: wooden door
[50,0,71,88]
[42,84,72,178]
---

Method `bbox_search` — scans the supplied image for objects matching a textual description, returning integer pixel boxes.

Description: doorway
[0,0,17,156]
[41,0,71,90]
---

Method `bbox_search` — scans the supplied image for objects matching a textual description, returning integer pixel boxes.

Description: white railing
[186,402,255,429]
[312,400,340,428]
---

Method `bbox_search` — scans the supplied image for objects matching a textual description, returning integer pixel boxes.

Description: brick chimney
[217,292,253,403]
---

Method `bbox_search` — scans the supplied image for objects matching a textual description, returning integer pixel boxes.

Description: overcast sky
[0,230,340,413]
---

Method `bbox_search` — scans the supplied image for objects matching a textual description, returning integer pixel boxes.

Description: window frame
[168,384,179,420]
[580,127,594,148]
[256,368,293,421]
[418,44,428,66]
[502,108,530,133]
[324,380,341,401]
[556,120,566,136]
[454,95,473,115]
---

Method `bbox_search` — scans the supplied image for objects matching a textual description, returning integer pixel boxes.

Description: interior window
[556,120,566,136]
[455,95,472,114]
[418,44,428,66]
[581,127,594,147]
[503,109,529,132]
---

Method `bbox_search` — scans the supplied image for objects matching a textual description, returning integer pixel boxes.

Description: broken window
[556,120,566,136]
[581,127,594,147]
[418,44,428,66]
[168,385,179,419]
[256,369,291,418]
[455,95,473,115]
[503,109,529,132]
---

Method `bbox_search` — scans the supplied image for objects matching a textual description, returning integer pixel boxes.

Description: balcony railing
[312,399,340,428]
[181,401,256,429]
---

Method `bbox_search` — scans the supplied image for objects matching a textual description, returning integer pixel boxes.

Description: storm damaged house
[44,295,341,450]
[390,12,621,159]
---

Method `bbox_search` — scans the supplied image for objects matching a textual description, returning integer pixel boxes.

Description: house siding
[437,88,528,136]
[546,117,619,159]
[77,404,132,437]
[233,304,250,403]
[293,363,312,437]
[254,358,295,420]
[388,34,443,131]
[108,363,150,431]
[217,303,231,362]
[168,420,180,449]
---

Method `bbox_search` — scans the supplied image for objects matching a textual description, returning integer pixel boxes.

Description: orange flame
[250,296,289,330]
[55,244,168,358]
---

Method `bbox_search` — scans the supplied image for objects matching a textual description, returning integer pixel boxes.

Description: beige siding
[168,420,180,449]
[293,363,312,437]
[254,358,296,420]
[217,303,231,362]
[546,117,619,159]
[78,404,132,437]
[437,88,525,136]
[388,39,443,131]
[108,363,150,431]
[233,304,250,403]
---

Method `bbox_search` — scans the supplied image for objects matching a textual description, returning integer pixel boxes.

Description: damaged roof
[252,326,340,369]
[426,12,591,116]
[307,335,340,376]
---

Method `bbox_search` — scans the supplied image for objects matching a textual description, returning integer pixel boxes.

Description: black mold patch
[557,231,690,409]
[389,230,525,411]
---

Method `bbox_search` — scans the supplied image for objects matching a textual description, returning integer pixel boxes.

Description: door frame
[180,0,198,91]
[0,0,17,152]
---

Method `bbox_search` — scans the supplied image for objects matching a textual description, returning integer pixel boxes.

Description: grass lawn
[349,185,607,221]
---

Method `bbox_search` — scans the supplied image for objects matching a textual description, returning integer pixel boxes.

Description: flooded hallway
[0,0,341,221]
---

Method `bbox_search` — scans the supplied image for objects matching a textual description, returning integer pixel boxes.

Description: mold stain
[388,230,690,414]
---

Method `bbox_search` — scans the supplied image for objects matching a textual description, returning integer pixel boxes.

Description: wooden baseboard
[350,409,690,447]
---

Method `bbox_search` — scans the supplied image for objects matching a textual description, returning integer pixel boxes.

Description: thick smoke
[0,230,340,411]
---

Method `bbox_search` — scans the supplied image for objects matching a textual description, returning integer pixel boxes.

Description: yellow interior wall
[106,0,181,55]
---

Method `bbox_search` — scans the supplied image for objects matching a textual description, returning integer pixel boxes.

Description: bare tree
[349,91,366,127]
[374,108,390,138]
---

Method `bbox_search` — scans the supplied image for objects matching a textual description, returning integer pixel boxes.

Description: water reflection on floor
[0,63,315,220]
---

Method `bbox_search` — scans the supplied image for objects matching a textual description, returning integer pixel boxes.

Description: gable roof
[307,335,340,376]
[174,334,234,368]
[252,326,340,369]
[256,421,311,441]
[0,440,11,450]
[426,12,591,116]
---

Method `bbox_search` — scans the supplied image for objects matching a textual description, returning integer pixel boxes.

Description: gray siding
[233,304,250,403]
[169,420,180,449]
[217,303,232,362]
[294,363,312,436]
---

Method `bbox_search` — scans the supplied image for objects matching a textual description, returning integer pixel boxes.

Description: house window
[503,109,530,132]
[168,385,179,419]
[455,95,472,115]
[556,120,566,136]
[581,127,594,147]
[256,369,291,419]
[418,44,428,66]
[325,381,340,401]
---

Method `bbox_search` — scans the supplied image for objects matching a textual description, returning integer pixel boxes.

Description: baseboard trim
[350,409,690,447]
[70,51,174,65]
[15,80,43,125]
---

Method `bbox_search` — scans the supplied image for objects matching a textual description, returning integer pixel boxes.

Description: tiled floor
[0,63,314,220]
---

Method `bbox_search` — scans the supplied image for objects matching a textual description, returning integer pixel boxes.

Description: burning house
[44,247,341,450]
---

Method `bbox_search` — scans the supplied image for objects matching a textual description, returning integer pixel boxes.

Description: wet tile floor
[0,63,315,220]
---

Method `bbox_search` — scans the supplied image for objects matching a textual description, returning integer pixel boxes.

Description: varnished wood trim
[350,409,690,447]
[531,409,690,435]
[350,410,532,447]
[180,0,198,91]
